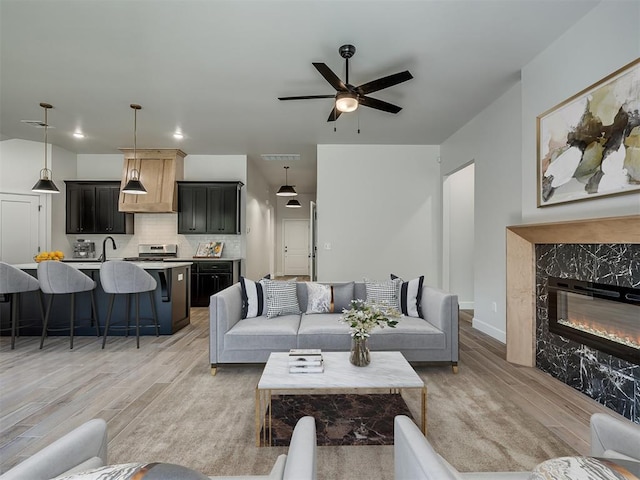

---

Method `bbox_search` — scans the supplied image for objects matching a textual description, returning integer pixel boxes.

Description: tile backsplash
[68,213,243,259]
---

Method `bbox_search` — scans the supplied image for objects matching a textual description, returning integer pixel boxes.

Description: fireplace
[548,276,640,365]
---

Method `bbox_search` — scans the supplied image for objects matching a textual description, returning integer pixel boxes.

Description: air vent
[261,154,300,162]
[21,120,54,128]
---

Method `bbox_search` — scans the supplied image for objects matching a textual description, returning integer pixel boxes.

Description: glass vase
[350,336,371,367]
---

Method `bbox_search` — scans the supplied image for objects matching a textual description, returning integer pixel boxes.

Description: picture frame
[537,58,640,207]
[194,241,224,258]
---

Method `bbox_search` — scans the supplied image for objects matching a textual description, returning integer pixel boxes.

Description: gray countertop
[13,261,193,270]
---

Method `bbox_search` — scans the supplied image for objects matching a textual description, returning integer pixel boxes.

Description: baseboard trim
[458,301,474,310]
[472,317,506,343]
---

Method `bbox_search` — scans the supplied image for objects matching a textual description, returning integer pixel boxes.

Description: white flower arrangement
[340,299,401,339]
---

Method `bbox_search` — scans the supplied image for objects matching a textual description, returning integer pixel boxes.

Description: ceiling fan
[278,44,413,122]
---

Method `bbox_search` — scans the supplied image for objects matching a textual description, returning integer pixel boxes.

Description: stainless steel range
[124,244,178,261]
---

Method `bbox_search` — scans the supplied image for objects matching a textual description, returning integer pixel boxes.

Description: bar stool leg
[135,292,140,349]
[70,292,75,349]
[90,290,100,337]
[149,291,159,337]
[10,293,17,350]
[125,294,131,337]
[40,295,54,349]
[102,294,115,349]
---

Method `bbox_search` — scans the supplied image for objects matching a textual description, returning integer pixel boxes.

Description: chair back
[0,262,39,294]
[37,261,96,294]
[100,261,157,294]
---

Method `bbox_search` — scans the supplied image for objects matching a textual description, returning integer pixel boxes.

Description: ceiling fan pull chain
[358,109,361,134]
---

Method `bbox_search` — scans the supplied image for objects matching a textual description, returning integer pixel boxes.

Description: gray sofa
[209,281,459,374]
[393,413,640,479]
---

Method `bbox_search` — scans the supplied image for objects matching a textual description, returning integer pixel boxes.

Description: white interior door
[283,218,310,276]
[0,193,41,263]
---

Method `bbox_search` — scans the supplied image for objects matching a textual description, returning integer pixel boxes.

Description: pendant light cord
[43,106,48,172]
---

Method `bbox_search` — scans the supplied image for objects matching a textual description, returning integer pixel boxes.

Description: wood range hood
[118,149,186,213]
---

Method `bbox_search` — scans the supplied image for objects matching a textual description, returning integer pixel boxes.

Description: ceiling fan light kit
[122,104,148,195]
[278,44,413,122]
[31,103,60,194]
[277,166,298,197]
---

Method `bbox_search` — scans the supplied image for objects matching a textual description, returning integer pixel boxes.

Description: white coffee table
[255,351,427,446]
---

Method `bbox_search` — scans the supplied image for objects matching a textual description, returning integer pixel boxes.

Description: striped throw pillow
[264,279,301,318]
[365,278,401,310]
[240,276,269,319]
[391,274,424,318]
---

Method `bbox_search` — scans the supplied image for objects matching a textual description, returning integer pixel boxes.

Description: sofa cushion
[303,282,355,314]
[368,316,446,350]
[225,315,301,350]
[391,274,424,318]
[297,313,352,350]
[239,276,267,319]
[365,279,401,310]
[264,280,301,318]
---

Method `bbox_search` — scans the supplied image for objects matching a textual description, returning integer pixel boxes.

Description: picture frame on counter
[195,241,224,258]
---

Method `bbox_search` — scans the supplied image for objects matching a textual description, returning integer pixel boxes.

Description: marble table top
[530,456,640,479]
[258,351,424,390]
[13,261,193,270]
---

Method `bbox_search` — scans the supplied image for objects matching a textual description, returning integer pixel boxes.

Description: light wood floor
[0,307,617,472]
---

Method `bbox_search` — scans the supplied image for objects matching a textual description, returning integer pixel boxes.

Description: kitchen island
[1,261,192,336]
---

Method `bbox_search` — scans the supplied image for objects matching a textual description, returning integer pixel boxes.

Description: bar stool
[0,262,44,349]
[100,261,159,349]
[37,261,100,349]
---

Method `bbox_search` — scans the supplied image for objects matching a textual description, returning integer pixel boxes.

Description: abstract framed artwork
[537,58,640,207]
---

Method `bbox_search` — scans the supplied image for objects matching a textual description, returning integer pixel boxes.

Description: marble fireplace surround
[505,214,640,367]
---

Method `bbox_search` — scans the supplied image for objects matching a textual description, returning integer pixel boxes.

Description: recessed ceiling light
[73,131,85,138]
[173,131,184,139]
[261,154,300,162]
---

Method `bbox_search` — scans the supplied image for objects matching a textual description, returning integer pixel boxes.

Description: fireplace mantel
[505,215,640,366]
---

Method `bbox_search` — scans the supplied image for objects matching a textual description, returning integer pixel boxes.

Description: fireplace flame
[559,316,640,351]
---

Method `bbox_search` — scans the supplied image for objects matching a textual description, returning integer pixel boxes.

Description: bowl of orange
[34,250,65,262]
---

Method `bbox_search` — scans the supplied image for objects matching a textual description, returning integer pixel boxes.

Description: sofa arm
[590,413,640,461]
[282,416,317,480]
[420,286,459,362]
[0,419,108,480]
[210,283,244,367]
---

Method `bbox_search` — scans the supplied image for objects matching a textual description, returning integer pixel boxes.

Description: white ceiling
[0,0,599,193]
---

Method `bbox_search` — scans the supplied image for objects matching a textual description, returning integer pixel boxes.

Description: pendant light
[31,103,59,194]
[286,198,302,208]
[276,166,297,196]
[122,104,147,195]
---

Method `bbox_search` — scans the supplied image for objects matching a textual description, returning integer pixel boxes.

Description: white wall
[51,145,78,254]
[76,154,122,179]
[246,158,275,279]
[521,0,640,222]
[275,193,315,277]
[443,163,474,310]
[316,144,441,283]
[440,84,522,342]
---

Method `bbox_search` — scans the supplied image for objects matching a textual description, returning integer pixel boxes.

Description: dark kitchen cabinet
[190,260,238,307]
[66,181,134,234]
[177,182,243,235]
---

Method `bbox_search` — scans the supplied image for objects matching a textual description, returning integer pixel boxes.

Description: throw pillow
[239,275,270,319]
[54,462,209,479]
[390,274,424,318]
[264,279,301,318]
[304,282,355,314]
[306,282,331,313]
[365,278,401,310]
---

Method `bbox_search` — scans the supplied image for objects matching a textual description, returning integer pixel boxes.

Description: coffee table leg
[268,390,272,446]
[255,388,261,446]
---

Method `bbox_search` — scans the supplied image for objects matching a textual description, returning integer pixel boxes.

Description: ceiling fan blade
[327,107,342,122]
[356,70,413,95]
[359,96,402,114]
[278,95,335,101]
[313,62,347,91]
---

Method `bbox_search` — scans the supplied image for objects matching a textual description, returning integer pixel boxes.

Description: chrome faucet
[100,236,117,262]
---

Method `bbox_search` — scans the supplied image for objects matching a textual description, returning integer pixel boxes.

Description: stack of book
[288,349,324,373]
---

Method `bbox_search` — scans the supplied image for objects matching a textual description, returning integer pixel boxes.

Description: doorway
[283,218,310,276]
[442,163,475,310]
[0,193,42,263]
